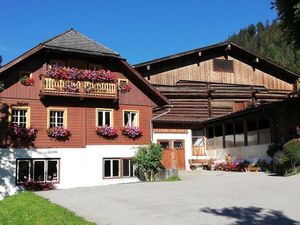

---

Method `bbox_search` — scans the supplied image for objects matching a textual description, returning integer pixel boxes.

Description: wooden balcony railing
[40,76,117,99]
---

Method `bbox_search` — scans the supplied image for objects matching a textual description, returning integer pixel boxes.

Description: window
[225,122,234,148]
[103,158,134,178]
[118,79,128,86]
[47,108,67,128]
[96,109,113,127]
[123,111,139,127]
[173,141,183,149]
[247,119,258,146]
[122,159,134,177]
[192,129,204,147]
[159,141,170,149]
[20,71,31,80]
[213,59,234,73]
[88,63,103,71]
[11,107,30,128]
[259,118,271,144]
[214,125,223,149]
[49,59,65,69]
[235,120,245,147]
[16,159,60,184]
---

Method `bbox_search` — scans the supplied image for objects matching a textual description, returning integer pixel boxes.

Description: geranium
[118,82,131,93]
[96,125,118,139]
[121,126,142,139]
[0,81,4,92]
[47,126,71,141]
[8,124,37,140]
[20,76,35,86]
[46,67,115,83]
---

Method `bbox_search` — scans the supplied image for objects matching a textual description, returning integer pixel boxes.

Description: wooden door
[158,140,185,170]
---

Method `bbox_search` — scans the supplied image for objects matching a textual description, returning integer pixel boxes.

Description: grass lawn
[164,176,181,181]
[0,192,96,225]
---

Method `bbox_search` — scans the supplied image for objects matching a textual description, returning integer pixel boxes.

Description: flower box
[96,126,118,139]
[121,126,142,139]
[118,83,131,93]
[23,180,56,191]
[46,67,115,83]
[47,126,71,141]
[20,76,35,86]
[8,125,37,140]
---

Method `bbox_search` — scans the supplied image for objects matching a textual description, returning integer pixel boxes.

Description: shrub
[133,143,163,181]
[22,180,56,191]
[283,139,300,173]
[267,143,283,158]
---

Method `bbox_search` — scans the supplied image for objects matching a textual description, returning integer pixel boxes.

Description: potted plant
[118,82,131,93]
[46,67,115,83]
[47,126,71,141]
[96,125,118,139]
[19,76,35,86]
[8,124,37,140]
[121,126,142,139]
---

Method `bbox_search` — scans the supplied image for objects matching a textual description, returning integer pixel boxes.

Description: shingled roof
[42,28,120,57]
[0,28,121,73]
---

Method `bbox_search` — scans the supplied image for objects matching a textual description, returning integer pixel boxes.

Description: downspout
[150,105,173,142]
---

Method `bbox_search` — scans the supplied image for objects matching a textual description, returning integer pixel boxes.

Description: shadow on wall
[200,207,299,225]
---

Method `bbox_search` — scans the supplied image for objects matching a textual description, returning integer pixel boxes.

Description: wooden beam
[225,43,231,51]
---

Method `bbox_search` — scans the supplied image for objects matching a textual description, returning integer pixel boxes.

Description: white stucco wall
[206,144,271,162]
[0,145,140,200]
[153,130,193,170]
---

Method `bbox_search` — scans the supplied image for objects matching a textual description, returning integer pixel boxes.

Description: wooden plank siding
[147,56,293,90]
[0,53,156,148]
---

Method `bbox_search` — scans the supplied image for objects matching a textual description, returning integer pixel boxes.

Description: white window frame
[17,160,31,183]
[47,108,67,128]
[122,159,134,178]
[16,159,60,184]
[10,106,31,128]
[96,109,113,127]
[103,159,120,178]
[123,110,139,127]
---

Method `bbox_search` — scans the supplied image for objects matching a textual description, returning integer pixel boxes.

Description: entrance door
[158,140,185,170]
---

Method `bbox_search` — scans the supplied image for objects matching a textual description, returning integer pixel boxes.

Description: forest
[228,20,300,73]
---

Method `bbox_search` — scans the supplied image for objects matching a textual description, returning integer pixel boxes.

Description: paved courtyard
[38,171,300,225]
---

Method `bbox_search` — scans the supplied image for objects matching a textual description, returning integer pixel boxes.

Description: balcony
[40,76,117,99]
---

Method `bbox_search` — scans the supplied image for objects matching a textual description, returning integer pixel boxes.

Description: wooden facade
[0,30,168,149]
[142,56,294,90]
[134,42,299,127]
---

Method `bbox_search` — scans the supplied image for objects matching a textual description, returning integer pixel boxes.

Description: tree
[272,0,300,48]
[132,143,163,181]
[227,20,300,73]
[0,55,2,67]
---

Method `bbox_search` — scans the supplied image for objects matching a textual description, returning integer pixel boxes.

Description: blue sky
[0,0,276,65]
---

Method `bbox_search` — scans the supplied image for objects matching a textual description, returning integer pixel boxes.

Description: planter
[47,126,71,141]
[121,126,142,139]
[96,126,118,139]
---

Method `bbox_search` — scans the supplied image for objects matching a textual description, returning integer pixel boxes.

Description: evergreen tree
[227,20,300,73]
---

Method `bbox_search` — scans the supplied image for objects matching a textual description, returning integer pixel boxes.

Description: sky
[0,0,277,65]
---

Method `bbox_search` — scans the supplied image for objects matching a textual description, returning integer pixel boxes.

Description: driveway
[38,171,300,225]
